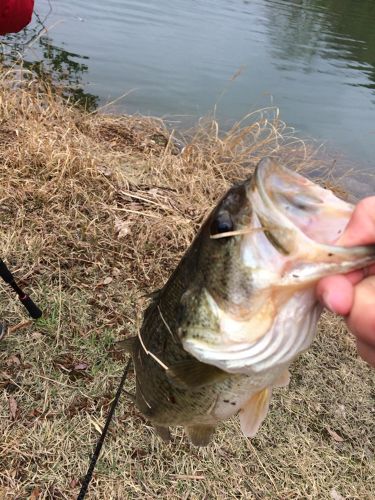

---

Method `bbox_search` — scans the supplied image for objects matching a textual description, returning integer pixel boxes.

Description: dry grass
[0,68,374,499]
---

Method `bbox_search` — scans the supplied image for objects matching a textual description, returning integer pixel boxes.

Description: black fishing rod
[0,258,42,319]
[77,357,132,500]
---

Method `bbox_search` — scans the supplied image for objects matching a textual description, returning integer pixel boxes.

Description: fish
[120,157,375,446]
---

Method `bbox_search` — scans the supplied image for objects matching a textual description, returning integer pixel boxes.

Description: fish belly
[213,368,284,420]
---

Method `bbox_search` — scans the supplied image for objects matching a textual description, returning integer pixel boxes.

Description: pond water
[3,0,375,172]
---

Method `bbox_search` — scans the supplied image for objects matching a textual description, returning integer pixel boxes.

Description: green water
[2,0,375,176]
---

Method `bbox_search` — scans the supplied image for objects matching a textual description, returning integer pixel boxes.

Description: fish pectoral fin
[185,424,216,446]
[273,369,291,388]
[239,388,272,438]
[113,336,137,354]
[154,425,171,443]
[167,359,227,389]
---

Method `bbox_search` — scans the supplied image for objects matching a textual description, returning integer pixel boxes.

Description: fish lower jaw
[181,304,276,356]
[183,291,321,376]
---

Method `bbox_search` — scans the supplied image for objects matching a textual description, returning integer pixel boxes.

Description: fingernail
[322,291,336,313]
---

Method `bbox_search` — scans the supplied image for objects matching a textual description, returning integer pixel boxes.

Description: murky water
[3,0,375,170]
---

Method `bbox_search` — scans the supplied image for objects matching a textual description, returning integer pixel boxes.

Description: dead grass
[0,68,374,499]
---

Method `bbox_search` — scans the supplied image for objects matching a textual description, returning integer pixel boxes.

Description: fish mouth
[253,157,353,246]
[249,157,375,282]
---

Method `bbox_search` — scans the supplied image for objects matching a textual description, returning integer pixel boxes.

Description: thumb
[316,274,354,315]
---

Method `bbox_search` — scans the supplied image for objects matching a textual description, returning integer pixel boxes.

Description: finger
[337,197,375,246]
[346,276,375,348]
[344,263,375,286]
[356,339,375,367]
[316,275,354,315]
[330,197,375,287]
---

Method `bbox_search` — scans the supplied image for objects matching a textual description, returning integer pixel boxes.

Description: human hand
[316,197,375,367]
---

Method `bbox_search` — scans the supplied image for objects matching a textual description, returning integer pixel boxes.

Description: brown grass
[0,68,374,499]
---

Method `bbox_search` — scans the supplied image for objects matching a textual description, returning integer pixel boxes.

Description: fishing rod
[0,258,42,319]
[77,357,132,500]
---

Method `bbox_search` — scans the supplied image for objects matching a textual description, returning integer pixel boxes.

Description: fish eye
[210,211,234,237]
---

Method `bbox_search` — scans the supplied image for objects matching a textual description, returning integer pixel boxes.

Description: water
[3,0,375,171]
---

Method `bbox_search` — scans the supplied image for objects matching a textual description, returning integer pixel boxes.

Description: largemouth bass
[122,158,375,446]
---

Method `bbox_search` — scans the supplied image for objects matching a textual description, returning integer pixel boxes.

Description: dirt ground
[0,70,374,499]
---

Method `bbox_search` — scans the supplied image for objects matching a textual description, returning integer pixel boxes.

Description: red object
[0,0,34,35]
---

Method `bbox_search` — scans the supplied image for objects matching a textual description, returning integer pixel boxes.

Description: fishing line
[77,357,132,500]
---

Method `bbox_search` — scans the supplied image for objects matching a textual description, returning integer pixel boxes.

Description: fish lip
[252,157,313,229]
[250,157,310,243]
[252,157,273,208]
